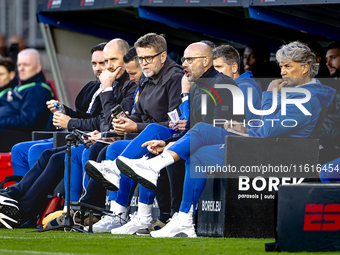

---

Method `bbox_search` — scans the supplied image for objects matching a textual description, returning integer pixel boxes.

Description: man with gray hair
[0,48,54,130]
[112,41,335,238]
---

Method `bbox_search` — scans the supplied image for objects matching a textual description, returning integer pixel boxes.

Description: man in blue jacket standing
[0,48,54,130]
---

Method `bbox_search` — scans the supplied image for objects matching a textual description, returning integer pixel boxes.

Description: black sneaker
[0,194,19,229]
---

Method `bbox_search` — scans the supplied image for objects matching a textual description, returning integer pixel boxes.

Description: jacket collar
[20,71,46,85]
[0,76,18,92]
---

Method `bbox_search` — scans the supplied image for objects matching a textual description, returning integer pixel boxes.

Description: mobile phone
[111,104,129,119]
[101,131,122,138]
[74,129,90,139]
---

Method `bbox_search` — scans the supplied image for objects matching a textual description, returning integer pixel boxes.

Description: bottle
[53,102,65,129]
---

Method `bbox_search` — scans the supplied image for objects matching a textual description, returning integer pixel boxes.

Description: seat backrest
[46,80,58,101]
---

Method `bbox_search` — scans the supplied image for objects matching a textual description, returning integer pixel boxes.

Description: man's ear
[232,63,238,74]
[161,52,167,64]
[36,64,42,73]
[9,71,15,81]
[203,57,209,67]
[302,64,309,75]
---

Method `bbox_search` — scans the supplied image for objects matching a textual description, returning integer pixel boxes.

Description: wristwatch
[181,92,190,102]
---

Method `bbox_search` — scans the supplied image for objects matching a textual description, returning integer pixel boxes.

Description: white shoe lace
[127,211,140,225]
[98,213,127,225]
[100,160,120,176]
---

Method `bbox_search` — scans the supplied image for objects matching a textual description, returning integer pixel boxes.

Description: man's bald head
[103,38,129,78]
[105,38,129,55]
[17,48,42,81]
[182,42,213,81]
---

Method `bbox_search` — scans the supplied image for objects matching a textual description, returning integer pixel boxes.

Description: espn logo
[303,204,340,231]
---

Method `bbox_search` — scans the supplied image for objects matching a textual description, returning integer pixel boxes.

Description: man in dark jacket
[0,48,54,130]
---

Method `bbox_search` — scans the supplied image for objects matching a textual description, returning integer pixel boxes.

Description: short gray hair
[276,41,319,78]
[18,48,41,66]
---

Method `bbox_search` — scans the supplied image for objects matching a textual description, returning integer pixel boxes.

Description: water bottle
[53,102,65,129]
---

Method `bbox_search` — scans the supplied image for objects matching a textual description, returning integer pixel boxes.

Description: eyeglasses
[181,56,206,64]
[135,51,164,64]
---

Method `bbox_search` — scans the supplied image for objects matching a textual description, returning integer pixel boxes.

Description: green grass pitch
[0,229,339,255]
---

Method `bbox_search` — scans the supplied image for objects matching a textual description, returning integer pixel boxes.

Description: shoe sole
[116,158,156,190]
[85,162,119,191]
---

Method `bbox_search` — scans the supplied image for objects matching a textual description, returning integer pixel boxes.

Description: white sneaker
[150,212,197,238]
[85,160,120,191]
[0,194,19,229]
[110,212,151,235]
[88,213,127,233]
[116,156,158,189]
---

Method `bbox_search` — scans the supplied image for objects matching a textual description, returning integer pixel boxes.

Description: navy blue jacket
[0,76,19,106]
[249,79,335,138]
[0,71,54,131]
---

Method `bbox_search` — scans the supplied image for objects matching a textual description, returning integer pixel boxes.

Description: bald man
[0,48,53,130]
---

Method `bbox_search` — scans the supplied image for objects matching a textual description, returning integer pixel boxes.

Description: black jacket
[99,71,137,131]
[129,58,183,132]
[165,66,242,144]
[66,80,102,131]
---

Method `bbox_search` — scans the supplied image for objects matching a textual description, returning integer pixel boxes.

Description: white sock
[110,201,128,220]
[147,150,175,172]
[178,204,194,225]
[137,202,152,223]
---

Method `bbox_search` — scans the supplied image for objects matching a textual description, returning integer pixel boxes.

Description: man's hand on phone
[83,130,101,144]
[112,117,137,135]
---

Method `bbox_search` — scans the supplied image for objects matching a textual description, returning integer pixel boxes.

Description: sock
[110,201,128,220]
[137,202,152,223]
[178,204,194,225]
[147,150,175,172]
[159,211,170,223]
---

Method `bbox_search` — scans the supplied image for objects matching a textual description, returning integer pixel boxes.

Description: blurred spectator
[0,34,7,57]
[0,58,18,102]
[319,42,340,164]
[301,39,329,78]
[325,42,340,79]
[8,35,26,52]
[0,48,54,131]
[7,35,26,64]
[243,41,280,90]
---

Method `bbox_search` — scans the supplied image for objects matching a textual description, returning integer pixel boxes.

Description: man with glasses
[85,33,183,233]
[86,41,241,235]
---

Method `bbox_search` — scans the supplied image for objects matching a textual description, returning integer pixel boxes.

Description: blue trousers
[168,122,231,213]
[11,139,53,176]
[108,124,178,207]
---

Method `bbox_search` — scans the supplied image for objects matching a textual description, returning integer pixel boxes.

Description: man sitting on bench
[114,41,335,238]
